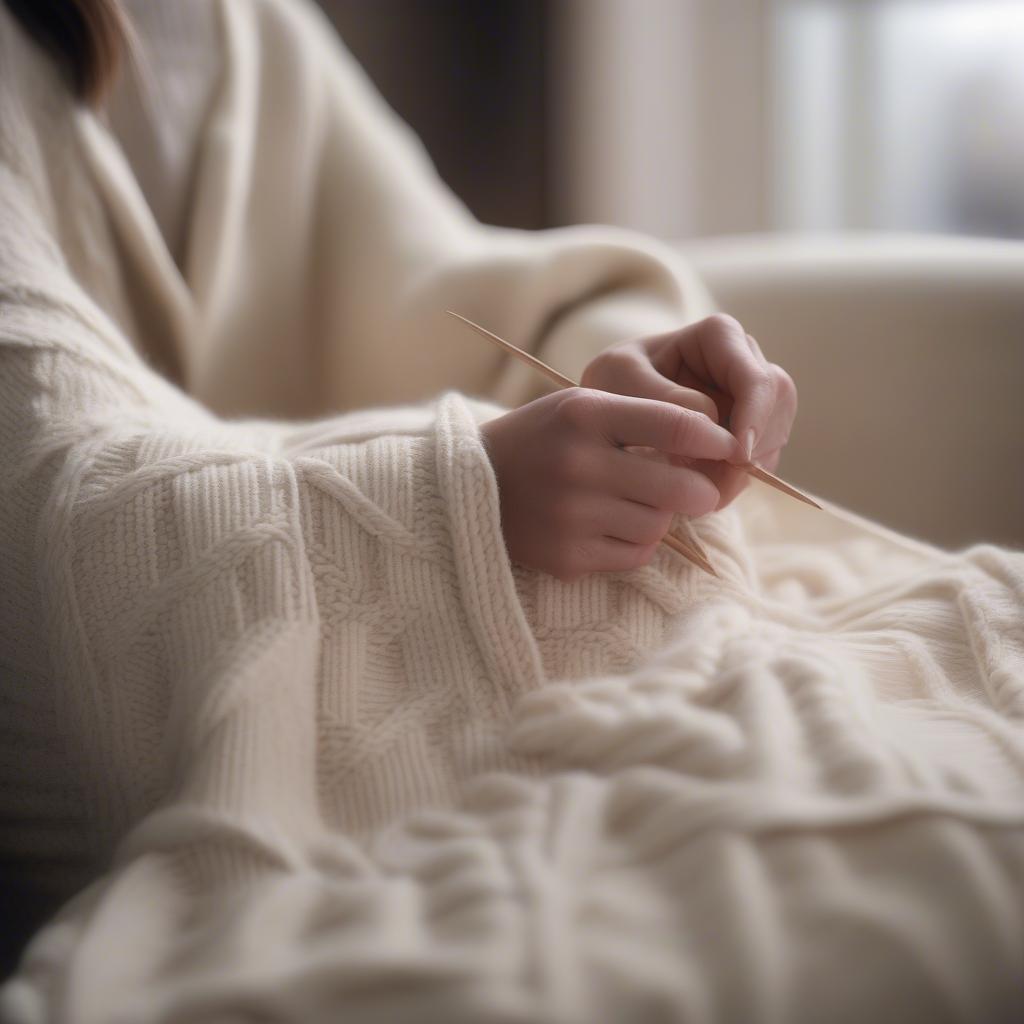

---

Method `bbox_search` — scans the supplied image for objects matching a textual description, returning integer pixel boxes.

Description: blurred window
[775,0,1024,237]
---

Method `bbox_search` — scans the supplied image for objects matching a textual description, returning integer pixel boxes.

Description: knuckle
[745,362,774,391]
[772,364,798,406]
[578,366,599,390]
[579,357,606,391]
[603,344,640,373]
[704,312,743,338]
[604,356,642,392]
[557,388,605,430]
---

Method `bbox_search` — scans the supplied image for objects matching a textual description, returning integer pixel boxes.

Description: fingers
[560,537,661,581]
[483,387,738,583]
[582,317,798,472]
[577,497,675,546]
[606,447,721,517]
[566,390,740,463]
[692,315,775,459]
[755,365,798,458]
[581,345,720,422]
[581,326,798,472]
[745,332,766,364]
[547,492,680,581]
[650,315,796,461]
[687,458,749,511]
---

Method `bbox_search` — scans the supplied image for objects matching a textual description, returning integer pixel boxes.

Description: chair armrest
[681,233,1024,550]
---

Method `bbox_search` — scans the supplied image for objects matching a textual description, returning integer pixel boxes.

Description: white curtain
[551,0,1024,239]
[549,0,773,238]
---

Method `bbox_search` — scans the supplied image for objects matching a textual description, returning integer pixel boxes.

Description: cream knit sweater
[1,1,1023,1022]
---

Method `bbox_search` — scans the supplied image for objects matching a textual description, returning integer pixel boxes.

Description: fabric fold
[434,393,545,708]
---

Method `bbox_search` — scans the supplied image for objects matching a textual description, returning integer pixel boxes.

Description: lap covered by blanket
[3,396,1023,1024]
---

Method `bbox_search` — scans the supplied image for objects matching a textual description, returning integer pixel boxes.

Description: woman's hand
[480,388,744,581]
[580,314,798,511]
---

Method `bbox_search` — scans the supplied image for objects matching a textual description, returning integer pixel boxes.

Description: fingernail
[743,428,756,462]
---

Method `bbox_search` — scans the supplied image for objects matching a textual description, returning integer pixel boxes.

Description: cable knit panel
[288,394,546,838]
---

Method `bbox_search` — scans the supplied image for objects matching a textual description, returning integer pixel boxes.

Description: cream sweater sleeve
[171,0,714,418]
[298,0,716,408]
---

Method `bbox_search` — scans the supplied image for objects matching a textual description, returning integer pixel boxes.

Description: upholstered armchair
[685,233,1024,551]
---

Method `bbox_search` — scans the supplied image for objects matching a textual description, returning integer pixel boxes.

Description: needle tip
[745,463,822,512]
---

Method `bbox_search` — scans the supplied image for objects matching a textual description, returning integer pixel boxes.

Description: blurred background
[320,0,1024,239]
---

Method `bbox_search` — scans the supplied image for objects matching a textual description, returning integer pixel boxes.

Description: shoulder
[215,0,367,111]
[218,0,400,129]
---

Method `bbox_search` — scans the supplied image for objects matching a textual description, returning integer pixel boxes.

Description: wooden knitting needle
[660,531,718,577]
[449,311,578,390]
[745,464,821,509]
[446,311,821,511]
[448,310,721,577]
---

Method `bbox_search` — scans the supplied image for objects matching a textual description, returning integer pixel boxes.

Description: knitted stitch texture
[1,1,1023,1021]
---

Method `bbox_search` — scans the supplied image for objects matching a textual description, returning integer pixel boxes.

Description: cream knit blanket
[5,451,1024,1023]
[1,0,1023,1020]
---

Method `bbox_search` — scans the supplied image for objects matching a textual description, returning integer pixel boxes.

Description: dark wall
[317,1,552,230]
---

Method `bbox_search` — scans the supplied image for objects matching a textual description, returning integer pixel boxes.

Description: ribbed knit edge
[433,393,544,709]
